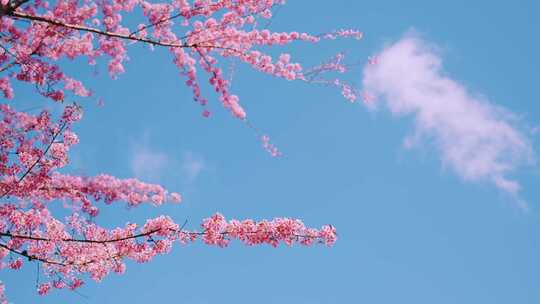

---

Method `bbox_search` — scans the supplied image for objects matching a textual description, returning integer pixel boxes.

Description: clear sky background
[3,0,540,303]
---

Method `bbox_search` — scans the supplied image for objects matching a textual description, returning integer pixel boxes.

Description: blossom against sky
[3,1,540,303]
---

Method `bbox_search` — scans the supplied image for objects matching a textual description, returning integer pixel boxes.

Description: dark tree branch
[10,11,243,54]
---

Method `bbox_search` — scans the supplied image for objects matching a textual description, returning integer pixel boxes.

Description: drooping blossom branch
[0,0,362,123]
[0,0,359,301]
[0,89,336,300]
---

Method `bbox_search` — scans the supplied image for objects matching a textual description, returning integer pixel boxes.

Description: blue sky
[3,0,540,303]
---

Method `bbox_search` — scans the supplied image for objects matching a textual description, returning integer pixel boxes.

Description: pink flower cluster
[1,210,335,295]
[0,1,348,301]
[0,0,362,120]
[0,281,7,304]
[199,213,337,247]
[0,104,336,300]
[302,53,360,103]
[48,173,182,216]
[261,134,281,157]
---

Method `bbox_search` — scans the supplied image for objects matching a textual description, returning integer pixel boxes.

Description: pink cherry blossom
[0,0,361,119]
[37,283,52,295]
[0,281,7,304]
[0,1,359,302]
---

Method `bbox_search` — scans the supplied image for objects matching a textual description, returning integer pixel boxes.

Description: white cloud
[362,33,534,203]
[181,151,205,183]
[130,146,169,182]
[129,133,206,186]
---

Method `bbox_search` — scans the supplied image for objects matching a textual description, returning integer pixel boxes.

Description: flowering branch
[10,11,241,53]
[0,1,361,301]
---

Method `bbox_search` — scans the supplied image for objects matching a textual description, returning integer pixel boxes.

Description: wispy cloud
[130,145,169,182]
[181,151,205,183]
[129,132,206,187]
[362,33,534,204]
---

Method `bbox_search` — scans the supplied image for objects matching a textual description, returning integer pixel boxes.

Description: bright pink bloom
[37,283,52,296]
[0,1,354,302]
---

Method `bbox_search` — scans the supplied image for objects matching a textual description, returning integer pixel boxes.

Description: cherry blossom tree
[0,0,361,301]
